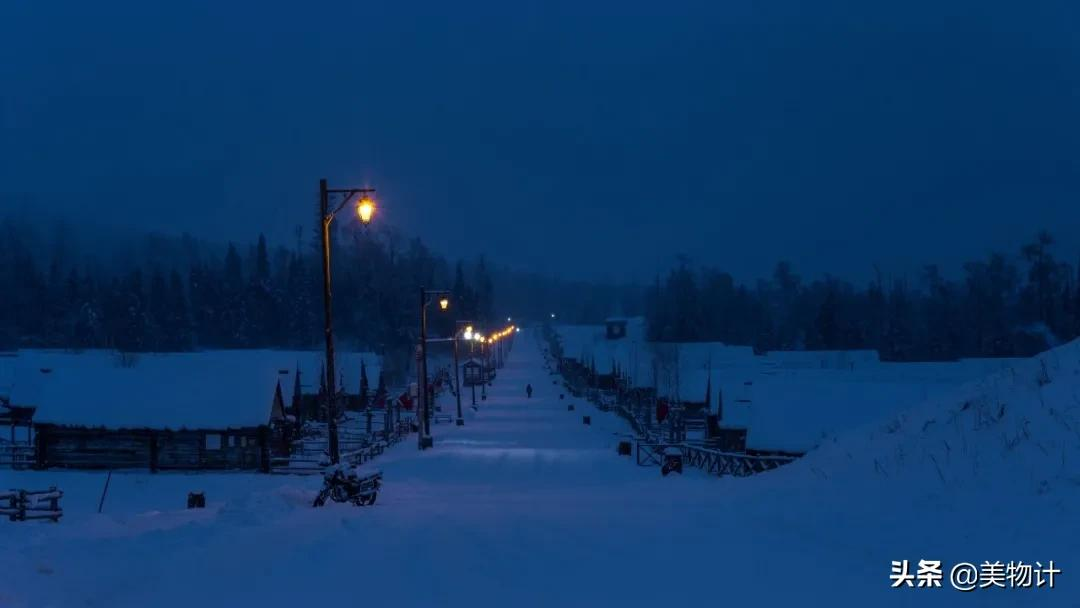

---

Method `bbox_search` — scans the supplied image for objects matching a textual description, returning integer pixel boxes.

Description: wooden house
[3,349,379,472]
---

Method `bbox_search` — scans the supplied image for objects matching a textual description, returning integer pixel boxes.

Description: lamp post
[418,288,450,449]
[480,337,487,401]
[469,332,480,407]
[453,322,473,426]
[318,178,376,465]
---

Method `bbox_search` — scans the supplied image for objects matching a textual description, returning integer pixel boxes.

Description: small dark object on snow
[661,448,683,476]
[559,394,564,400]
[313,467,382,507]
[567,404,575,411]
[187,492,205,509]
[552,380,557,385]
[582,416,591,425]
[526,383,533,398]
[617,441,632,456]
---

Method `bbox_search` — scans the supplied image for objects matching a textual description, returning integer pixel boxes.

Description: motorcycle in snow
[312,466,382,507]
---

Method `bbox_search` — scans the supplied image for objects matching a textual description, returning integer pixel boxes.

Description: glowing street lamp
[451,320,474,426]
[318,179,376,465]
[417,288,451,449]
[356,195,376,224]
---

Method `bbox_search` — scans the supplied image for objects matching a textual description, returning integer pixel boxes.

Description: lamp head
[356,196,376,224]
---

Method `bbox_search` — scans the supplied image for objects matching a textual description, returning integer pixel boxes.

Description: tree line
[0,215,499,381]
[645,232,1080,361]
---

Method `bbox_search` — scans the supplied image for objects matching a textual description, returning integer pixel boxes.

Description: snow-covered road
[2,331,1076,607]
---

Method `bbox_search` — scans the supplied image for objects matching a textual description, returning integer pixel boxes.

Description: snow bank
[795,338,1080,496]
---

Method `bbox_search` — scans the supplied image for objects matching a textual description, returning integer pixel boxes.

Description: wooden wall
[34,425,272,472]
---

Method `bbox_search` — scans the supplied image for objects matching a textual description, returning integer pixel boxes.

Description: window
[205,434,222,450]
[228,436,236,448]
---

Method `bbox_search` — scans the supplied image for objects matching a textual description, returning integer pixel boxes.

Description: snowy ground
[1,331,1077,607]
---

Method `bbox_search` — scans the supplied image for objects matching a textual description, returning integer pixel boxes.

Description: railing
[272,421,413,475]
[542,329,799,479]
[0,444,35,469]
[636,442,794,477]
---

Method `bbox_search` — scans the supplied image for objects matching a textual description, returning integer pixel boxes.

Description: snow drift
[792,338,1080,497]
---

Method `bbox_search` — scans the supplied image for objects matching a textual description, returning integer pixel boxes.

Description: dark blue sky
[2,0,1078,282]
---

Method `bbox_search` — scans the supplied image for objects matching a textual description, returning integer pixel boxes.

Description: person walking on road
[526,383,533,399]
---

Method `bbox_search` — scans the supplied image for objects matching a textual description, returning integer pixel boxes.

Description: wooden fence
[1,487,63,522]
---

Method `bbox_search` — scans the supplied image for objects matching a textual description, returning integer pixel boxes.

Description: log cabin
[3,349,380,472]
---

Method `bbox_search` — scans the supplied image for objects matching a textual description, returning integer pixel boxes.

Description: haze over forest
[3,0,1079,283]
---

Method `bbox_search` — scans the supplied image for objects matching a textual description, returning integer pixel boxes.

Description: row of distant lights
[462,323,520,344]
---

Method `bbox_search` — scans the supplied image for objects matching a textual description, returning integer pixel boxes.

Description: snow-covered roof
[716,371,933,453]
[761,349,881,370]
[713,359,1009,453]
[549,326,1017,454]
[6,349,381,430]
[655,355,1012,454]
[554,322,652,383]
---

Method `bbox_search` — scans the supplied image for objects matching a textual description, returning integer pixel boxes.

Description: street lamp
[356,195,376,224]
[452,320,473,426]
[468,331,482,407]
[418,287,450,449]
[318,178,376,465]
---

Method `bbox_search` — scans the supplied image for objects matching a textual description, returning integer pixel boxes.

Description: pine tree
[359,359,370,408]
[168,270,192,350]
[374,371,387,406]
[149,269,170,351]
[292,364,304,424]
[474,256,495,324]
[220,243,249,346]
